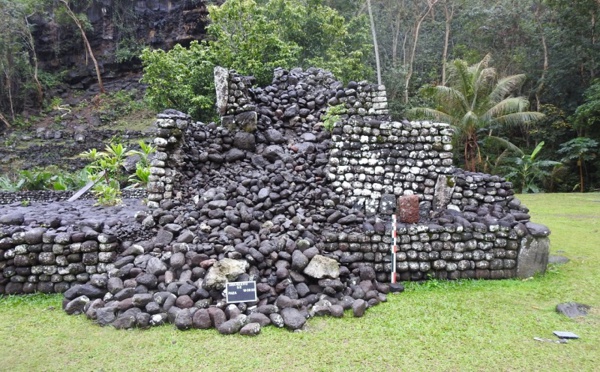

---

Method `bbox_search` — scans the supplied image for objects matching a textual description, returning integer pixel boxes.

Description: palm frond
[486,135,523,155]
[407,107,454,124]
[483,97,531,119]
[471,67,496,112]
[475,67,496,91]
[469,53,491,75]
[460,110,480,131]
[490,74,526,102]
[431,85,469,113]
[448,59,472,98]
[493,111,545,126]
[535,160,562,168]
[468,54,491,84]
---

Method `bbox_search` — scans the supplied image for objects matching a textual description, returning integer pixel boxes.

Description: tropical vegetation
[0,0,600,192]
[141,0,371,122]
[0,139,155,205]
[408,54,544,172]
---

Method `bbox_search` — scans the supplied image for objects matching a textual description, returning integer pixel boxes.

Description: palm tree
[408,54,544,171]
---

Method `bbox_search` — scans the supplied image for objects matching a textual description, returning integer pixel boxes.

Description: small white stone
[153,137,168,146]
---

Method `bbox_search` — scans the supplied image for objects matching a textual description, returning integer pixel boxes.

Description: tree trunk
[404,0,438,104]
[59,0,105,94]
[3,68,15,120]
[367,0,382,85]
[391,2,402,67]
[591,11,596,80]
[578,157,584,192]
[534,6,548,111]
[441,0,454,86]
[0,111,11,129]
[24,14,43,107]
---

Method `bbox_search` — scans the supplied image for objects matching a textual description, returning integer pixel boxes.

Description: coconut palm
[408,54,544,171]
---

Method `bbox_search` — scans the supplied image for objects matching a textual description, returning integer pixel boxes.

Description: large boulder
[203,258,249,290]
[303,255,339,279]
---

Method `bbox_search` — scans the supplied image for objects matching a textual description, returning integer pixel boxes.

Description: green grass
[1,193,599,371]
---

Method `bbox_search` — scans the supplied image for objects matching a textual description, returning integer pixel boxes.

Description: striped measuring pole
[391,214,397,284]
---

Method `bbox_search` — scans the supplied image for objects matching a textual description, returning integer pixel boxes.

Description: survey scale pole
[391,214,397,284]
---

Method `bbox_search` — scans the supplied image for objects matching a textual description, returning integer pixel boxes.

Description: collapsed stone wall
[0,67,550,335]
[147,67,549,285]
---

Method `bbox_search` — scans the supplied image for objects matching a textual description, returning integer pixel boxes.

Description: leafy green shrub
[321,104,346,132]
[51,169,90,191]
[0,175,24,192]
[140,0,371,121]
[79,139,155,205]
[141,42,216,122]
[495,141,561,193]
[92,179,122,206]
[127,140,156,187]
[0,166,90,192]
[558,137,599,192]
[17,169,54,191]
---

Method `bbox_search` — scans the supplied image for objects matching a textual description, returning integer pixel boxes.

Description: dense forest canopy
[1,0,599,192]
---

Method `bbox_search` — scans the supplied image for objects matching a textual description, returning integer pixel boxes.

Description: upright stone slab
[432,175,455,212]
[397,195,420,223]
[214,66,229,115]
[516,223,550,278]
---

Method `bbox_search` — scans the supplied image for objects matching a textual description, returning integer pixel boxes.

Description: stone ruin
[0,67,550,335]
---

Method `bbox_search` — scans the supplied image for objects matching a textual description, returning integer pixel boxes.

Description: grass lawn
[0,193,598,371]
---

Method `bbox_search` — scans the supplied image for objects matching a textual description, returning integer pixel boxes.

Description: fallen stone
[174,309,193,330]
[96,307,117,326]
[280,307,306,330]
[556,302,591,318]
[352,299,367,317]
[192,309,212,329]
[64,295,90,315]
[239,322,261,336]
[217,315,247,335]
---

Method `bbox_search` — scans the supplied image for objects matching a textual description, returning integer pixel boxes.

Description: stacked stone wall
[0,221,119,295]
[328,120,453,215]
[147,111,190,208]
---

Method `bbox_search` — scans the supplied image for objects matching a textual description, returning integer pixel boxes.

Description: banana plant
[495,140,561,193]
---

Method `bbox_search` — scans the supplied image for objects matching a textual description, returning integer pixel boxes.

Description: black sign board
[225,281,258,303]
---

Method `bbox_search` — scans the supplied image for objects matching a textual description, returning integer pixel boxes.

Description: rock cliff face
[33,0,217,88]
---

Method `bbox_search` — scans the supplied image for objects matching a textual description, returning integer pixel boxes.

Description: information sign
[225,281,257,303]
